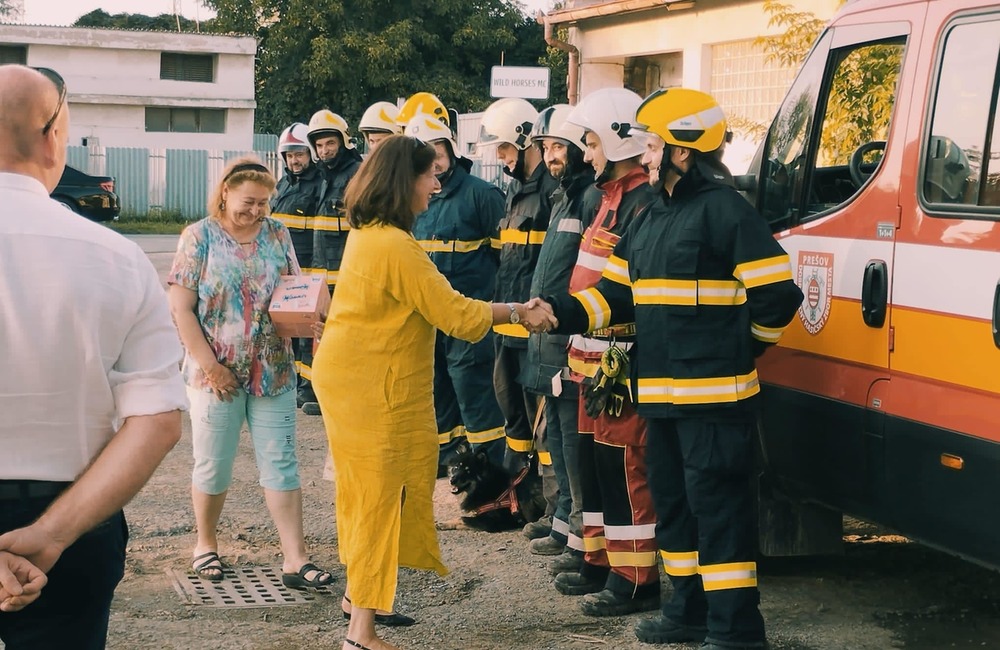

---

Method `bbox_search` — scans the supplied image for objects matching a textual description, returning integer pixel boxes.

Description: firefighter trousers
[493,342,539,455]
[646,417,766,647]
[434,330,505,468]
[544,395,583,551]
[577,386,659,598]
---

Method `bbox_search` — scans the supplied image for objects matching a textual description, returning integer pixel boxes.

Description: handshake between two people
[517,297,558,335]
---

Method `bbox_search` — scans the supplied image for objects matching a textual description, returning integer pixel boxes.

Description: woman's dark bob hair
[344,135,438,231]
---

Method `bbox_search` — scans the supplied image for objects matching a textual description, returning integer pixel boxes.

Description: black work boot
[580,588,660,617]
[700,641,769,650]
[549,551,583,576]
[301,401,322,416]
[554,571,604,596]
[634,614,708,644]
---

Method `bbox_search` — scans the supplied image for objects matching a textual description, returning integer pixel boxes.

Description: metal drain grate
[168,565,334,608]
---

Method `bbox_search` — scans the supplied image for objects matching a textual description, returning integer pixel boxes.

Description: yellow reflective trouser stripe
[272,213,313,230]
[466,426,505,444]
[417,238,492,253]
[636,371,760,405]
[438,425,467,445]
[299,268,324,277]
[537,451,552,466]
[699,561,758,591]
[734,254,793,289]
[296,362,313,381]
[499,229,546,245]
[751,321,785,343]
[573,287,611,331]
[582,536,607,552]
[493,323,529,338]
[507,436,534,453]
[607,551,659,568]
[313,216,351,231]
[491,238,502,250]
[325,270,338,285]
[661,550,699,576]
[633,279,747,306]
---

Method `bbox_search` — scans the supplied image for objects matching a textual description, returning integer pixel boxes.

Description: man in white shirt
[0,65,186,649]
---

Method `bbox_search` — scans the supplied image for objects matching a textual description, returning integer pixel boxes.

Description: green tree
[73,9,219,32]
[202,0,563,134]
[737,0,899,164]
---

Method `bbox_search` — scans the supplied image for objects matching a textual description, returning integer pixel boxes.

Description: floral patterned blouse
[169,216,300,397]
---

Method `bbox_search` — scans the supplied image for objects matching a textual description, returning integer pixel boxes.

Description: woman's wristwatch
[507,303,520,324]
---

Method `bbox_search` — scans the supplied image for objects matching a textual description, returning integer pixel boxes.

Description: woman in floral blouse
[168,157,333,589]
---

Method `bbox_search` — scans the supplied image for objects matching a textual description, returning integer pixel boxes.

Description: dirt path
[99,412,1000,650]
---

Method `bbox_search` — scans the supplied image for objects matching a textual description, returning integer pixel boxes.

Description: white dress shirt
[0,172,187,481]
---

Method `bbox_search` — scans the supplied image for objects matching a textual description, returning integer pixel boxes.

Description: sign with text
[490,66,550,100]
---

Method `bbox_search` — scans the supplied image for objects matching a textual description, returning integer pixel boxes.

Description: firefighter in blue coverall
[302,109,362,417]
[271,122,323,407]
[537,88,804,650]
[403,99,507,469]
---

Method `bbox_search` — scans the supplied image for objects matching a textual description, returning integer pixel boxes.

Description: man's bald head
[0,65,68,191]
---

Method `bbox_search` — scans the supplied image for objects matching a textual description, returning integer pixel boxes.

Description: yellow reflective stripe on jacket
[633,279,747,306]
[602,254,630,286]
[272,213,314,230]
[733,254,793,289]
[312,215,351,232]
[636,370,760,405]
[438,425,467,445]
[506,436,534,453]
[466,426,505,444]
[494,323,529,338]
[573,287,612,331]
[537,451,552,466]
[417,238,493,254]
[581,535,607,552]
[567,355,600,378]
[661,550,699,576]
[751,321,785,343]
[499,229,546,246]
[699,561,758,591]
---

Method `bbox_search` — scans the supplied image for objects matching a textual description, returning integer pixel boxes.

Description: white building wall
[0,25,256,150]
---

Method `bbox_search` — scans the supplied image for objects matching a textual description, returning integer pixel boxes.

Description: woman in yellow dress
[311,135,555,650]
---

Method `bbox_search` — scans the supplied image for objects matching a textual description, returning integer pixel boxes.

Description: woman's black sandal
[342,596,417,627]
[345,640,372,650]
[281,562,334,590]
[191,551,224,582]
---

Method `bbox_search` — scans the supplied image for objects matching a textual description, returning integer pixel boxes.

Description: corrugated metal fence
[66,132,503,220]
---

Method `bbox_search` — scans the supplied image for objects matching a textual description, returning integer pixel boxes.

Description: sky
[23,0,556,27]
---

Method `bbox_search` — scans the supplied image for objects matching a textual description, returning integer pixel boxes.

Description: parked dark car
[51,165,120,222]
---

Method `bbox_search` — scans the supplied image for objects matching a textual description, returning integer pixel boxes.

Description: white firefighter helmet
[476,97,538,151]
[566,87,646,162]
[405,112,462,158]
[359,101,402,135]
[396,92,450,127]
[278,122,311,154]
[306,109,355,151]
[531,104,586,152]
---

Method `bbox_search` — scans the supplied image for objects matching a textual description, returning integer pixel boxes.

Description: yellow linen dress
[311,223,493,612]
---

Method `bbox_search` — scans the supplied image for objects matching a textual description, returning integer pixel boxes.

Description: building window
[145,107,226,133]
[160,53,215,83]
[710,39,797,129]
[0,45,27,65]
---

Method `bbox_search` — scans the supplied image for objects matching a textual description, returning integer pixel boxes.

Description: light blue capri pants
[188,387,300,494]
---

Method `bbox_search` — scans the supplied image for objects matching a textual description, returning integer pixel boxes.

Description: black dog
[446,446,546,532]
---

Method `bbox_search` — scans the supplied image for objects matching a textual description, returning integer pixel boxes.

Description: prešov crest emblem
[796,251,834,335]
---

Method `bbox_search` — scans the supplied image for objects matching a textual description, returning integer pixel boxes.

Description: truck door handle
[992,281,1000,348]
[861,260,887,328]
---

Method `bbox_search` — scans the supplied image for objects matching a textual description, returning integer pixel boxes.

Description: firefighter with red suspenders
[548,87,662,617]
